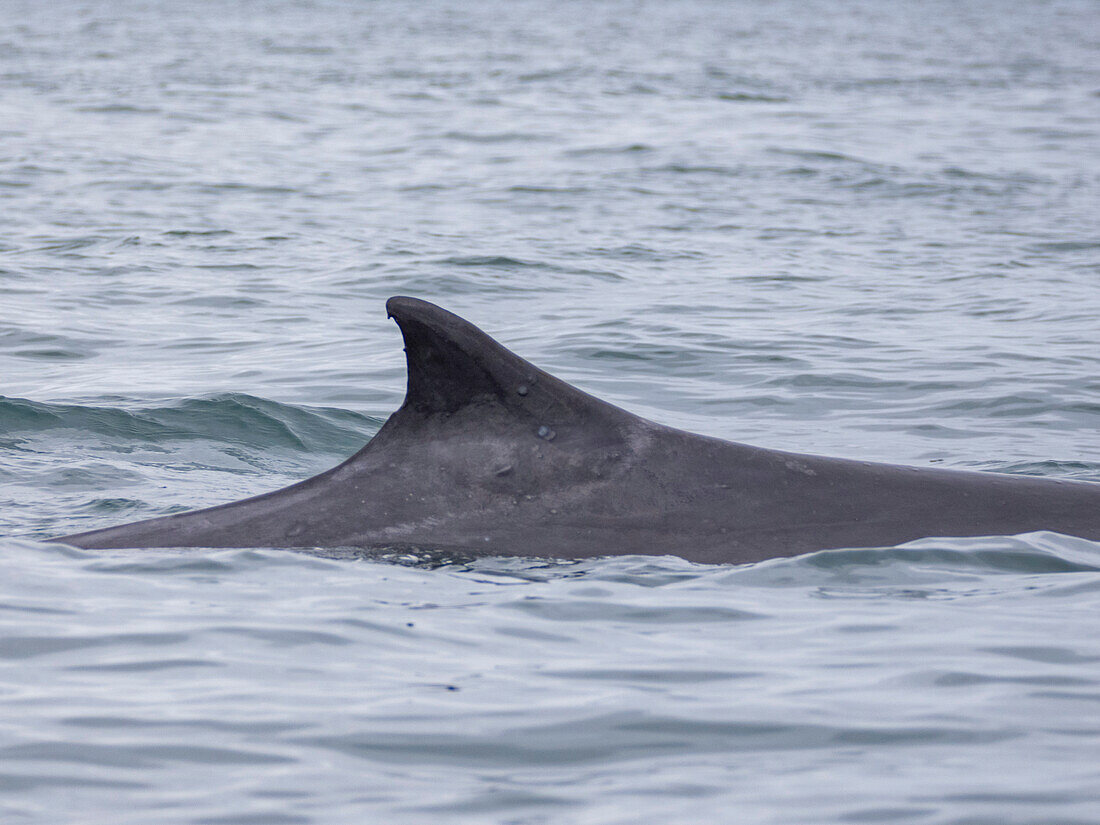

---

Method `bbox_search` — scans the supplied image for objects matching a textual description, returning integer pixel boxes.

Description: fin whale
[56,296,1100,564]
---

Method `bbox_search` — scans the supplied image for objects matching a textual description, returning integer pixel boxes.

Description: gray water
[2,0,1100,822]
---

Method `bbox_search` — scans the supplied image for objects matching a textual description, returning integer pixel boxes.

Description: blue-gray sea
[3,1,1100,822]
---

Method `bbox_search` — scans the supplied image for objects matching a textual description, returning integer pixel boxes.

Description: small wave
[169,294,268,308]
[4,741,294,768]
[74,104,161,115]
[930,394,1100,420]
[436,255,541,268]
[0,394,379,454]
[441,533,1100,589]
[441,131,552,144]
[0,631,189,662]
[430,255,623,281]
[72,497,148,514]
[565,143,653,157]
[161,229,233,238]
[647,163,743,176]
[0,327,101,360]
[503,596,761,623]
[716,92,789,103]
[191,183,298,196]
[991,459,1100,482]
[506,185,592,195]
[770,148,865,164]
[260,39,334,56]
[293,709,1015,770]
[725,532,1100,596]
[28,235,107,254]
[1026,241,1100,253]
[587,243,703,262]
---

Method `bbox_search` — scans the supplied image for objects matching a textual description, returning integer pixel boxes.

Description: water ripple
[3,0,1100,822]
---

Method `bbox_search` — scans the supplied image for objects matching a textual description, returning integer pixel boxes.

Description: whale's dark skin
[56,296,1100,564]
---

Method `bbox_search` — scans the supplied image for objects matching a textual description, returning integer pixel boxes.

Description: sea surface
[2,1,1100,822]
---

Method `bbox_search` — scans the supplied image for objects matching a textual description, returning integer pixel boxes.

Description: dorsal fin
[384,296,630,430]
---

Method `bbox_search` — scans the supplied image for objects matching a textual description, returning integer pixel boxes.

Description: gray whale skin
[57,296,1100,564]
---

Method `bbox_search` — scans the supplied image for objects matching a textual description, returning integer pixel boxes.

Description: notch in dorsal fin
[385,296,628,427]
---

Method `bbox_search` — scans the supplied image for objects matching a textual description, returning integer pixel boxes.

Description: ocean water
[2,0,1100,822]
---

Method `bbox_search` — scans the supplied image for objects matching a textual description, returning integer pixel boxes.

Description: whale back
[55,297,1100,563]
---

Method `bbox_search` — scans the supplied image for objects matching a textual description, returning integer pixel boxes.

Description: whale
[55,296,1100,564]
